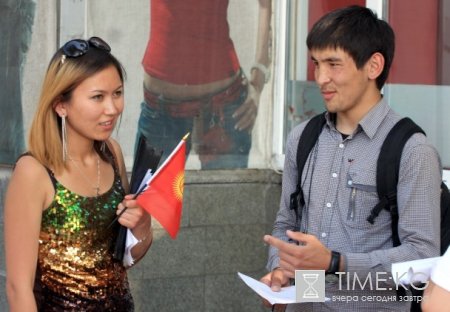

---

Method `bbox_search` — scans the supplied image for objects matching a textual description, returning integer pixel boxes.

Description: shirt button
[339,143,345,148]
[348,180,353,186]
[321,232,327,238]
[326,202,332,208]
[332,173,338,178]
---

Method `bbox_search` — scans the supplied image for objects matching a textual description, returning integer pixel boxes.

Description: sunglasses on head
[61,36,111,60]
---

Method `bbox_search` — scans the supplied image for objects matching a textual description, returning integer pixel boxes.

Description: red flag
[136,135,188,239]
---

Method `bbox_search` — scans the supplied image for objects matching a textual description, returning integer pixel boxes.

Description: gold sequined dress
[34,160,134,311]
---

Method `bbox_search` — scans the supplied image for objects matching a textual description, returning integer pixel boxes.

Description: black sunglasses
[62,36,111,58]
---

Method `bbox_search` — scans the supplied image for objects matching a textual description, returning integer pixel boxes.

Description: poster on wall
[86,0,271,170]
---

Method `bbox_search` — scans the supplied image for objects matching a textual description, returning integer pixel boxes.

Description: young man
[261,5,441,311]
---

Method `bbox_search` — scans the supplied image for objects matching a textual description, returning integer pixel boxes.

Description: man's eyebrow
[311,56,342,62]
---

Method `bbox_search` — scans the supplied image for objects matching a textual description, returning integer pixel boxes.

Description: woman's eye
[114,90,123,97]
[92,94,103,100]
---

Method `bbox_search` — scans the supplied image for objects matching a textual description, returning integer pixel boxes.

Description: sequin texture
[34,165,134,311]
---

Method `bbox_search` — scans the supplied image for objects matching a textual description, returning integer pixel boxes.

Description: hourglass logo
[295,270,326,302]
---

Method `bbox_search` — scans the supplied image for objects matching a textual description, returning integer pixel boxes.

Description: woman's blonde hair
[28,40,125,173]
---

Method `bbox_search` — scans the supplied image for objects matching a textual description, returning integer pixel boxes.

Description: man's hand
[260,268,289,310]
[264,230,332,278]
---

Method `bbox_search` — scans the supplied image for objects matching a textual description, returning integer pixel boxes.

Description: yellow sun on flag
[173,172,184,201]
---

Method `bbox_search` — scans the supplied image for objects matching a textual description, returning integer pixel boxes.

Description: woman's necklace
[68,153,101,196]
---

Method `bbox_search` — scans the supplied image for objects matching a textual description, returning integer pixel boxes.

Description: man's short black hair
[307,5,395,90]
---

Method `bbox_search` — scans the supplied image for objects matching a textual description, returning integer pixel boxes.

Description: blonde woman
[4,37,152,311]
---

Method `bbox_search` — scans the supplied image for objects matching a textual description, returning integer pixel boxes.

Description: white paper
[137,169,153,192]
[391,257,440,285]
[442,169,450,188]
[237,272,297,305]
[123,229,139,267]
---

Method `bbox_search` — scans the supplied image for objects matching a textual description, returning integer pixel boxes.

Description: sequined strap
[44,167,58,191]
[103,141,121,177]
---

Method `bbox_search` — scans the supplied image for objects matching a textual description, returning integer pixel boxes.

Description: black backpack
[289,112,450,311]
[290,112,450,254]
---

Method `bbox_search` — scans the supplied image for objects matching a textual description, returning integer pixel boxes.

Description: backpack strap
[440,181,450,254]
[289,112,326,225]
[368,118,425,301]
[367,118,425,247]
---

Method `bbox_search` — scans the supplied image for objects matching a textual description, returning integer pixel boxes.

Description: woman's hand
[117,194,151,235]
[117,194,153,264]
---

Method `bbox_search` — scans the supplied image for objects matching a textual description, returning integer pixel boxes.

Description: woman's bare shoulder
[6,154,53,211]
[10,154,53,194]
[13,154,48,178]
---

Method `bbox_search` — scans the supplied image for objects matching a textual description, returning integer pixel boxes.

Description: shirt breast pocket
[345,169,380,228]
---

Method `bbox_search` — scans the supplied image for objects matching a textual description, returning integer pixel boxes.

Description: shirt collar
[358,97,390,139]
[324,98,389,140]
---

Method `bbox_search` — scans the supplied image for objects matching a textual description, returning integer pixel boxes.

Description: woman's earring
[62,115,68,162]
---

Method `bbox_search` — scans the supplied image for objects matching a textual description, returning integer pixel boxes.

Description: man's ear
[53,98,67,117]
[367,52,385,80]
